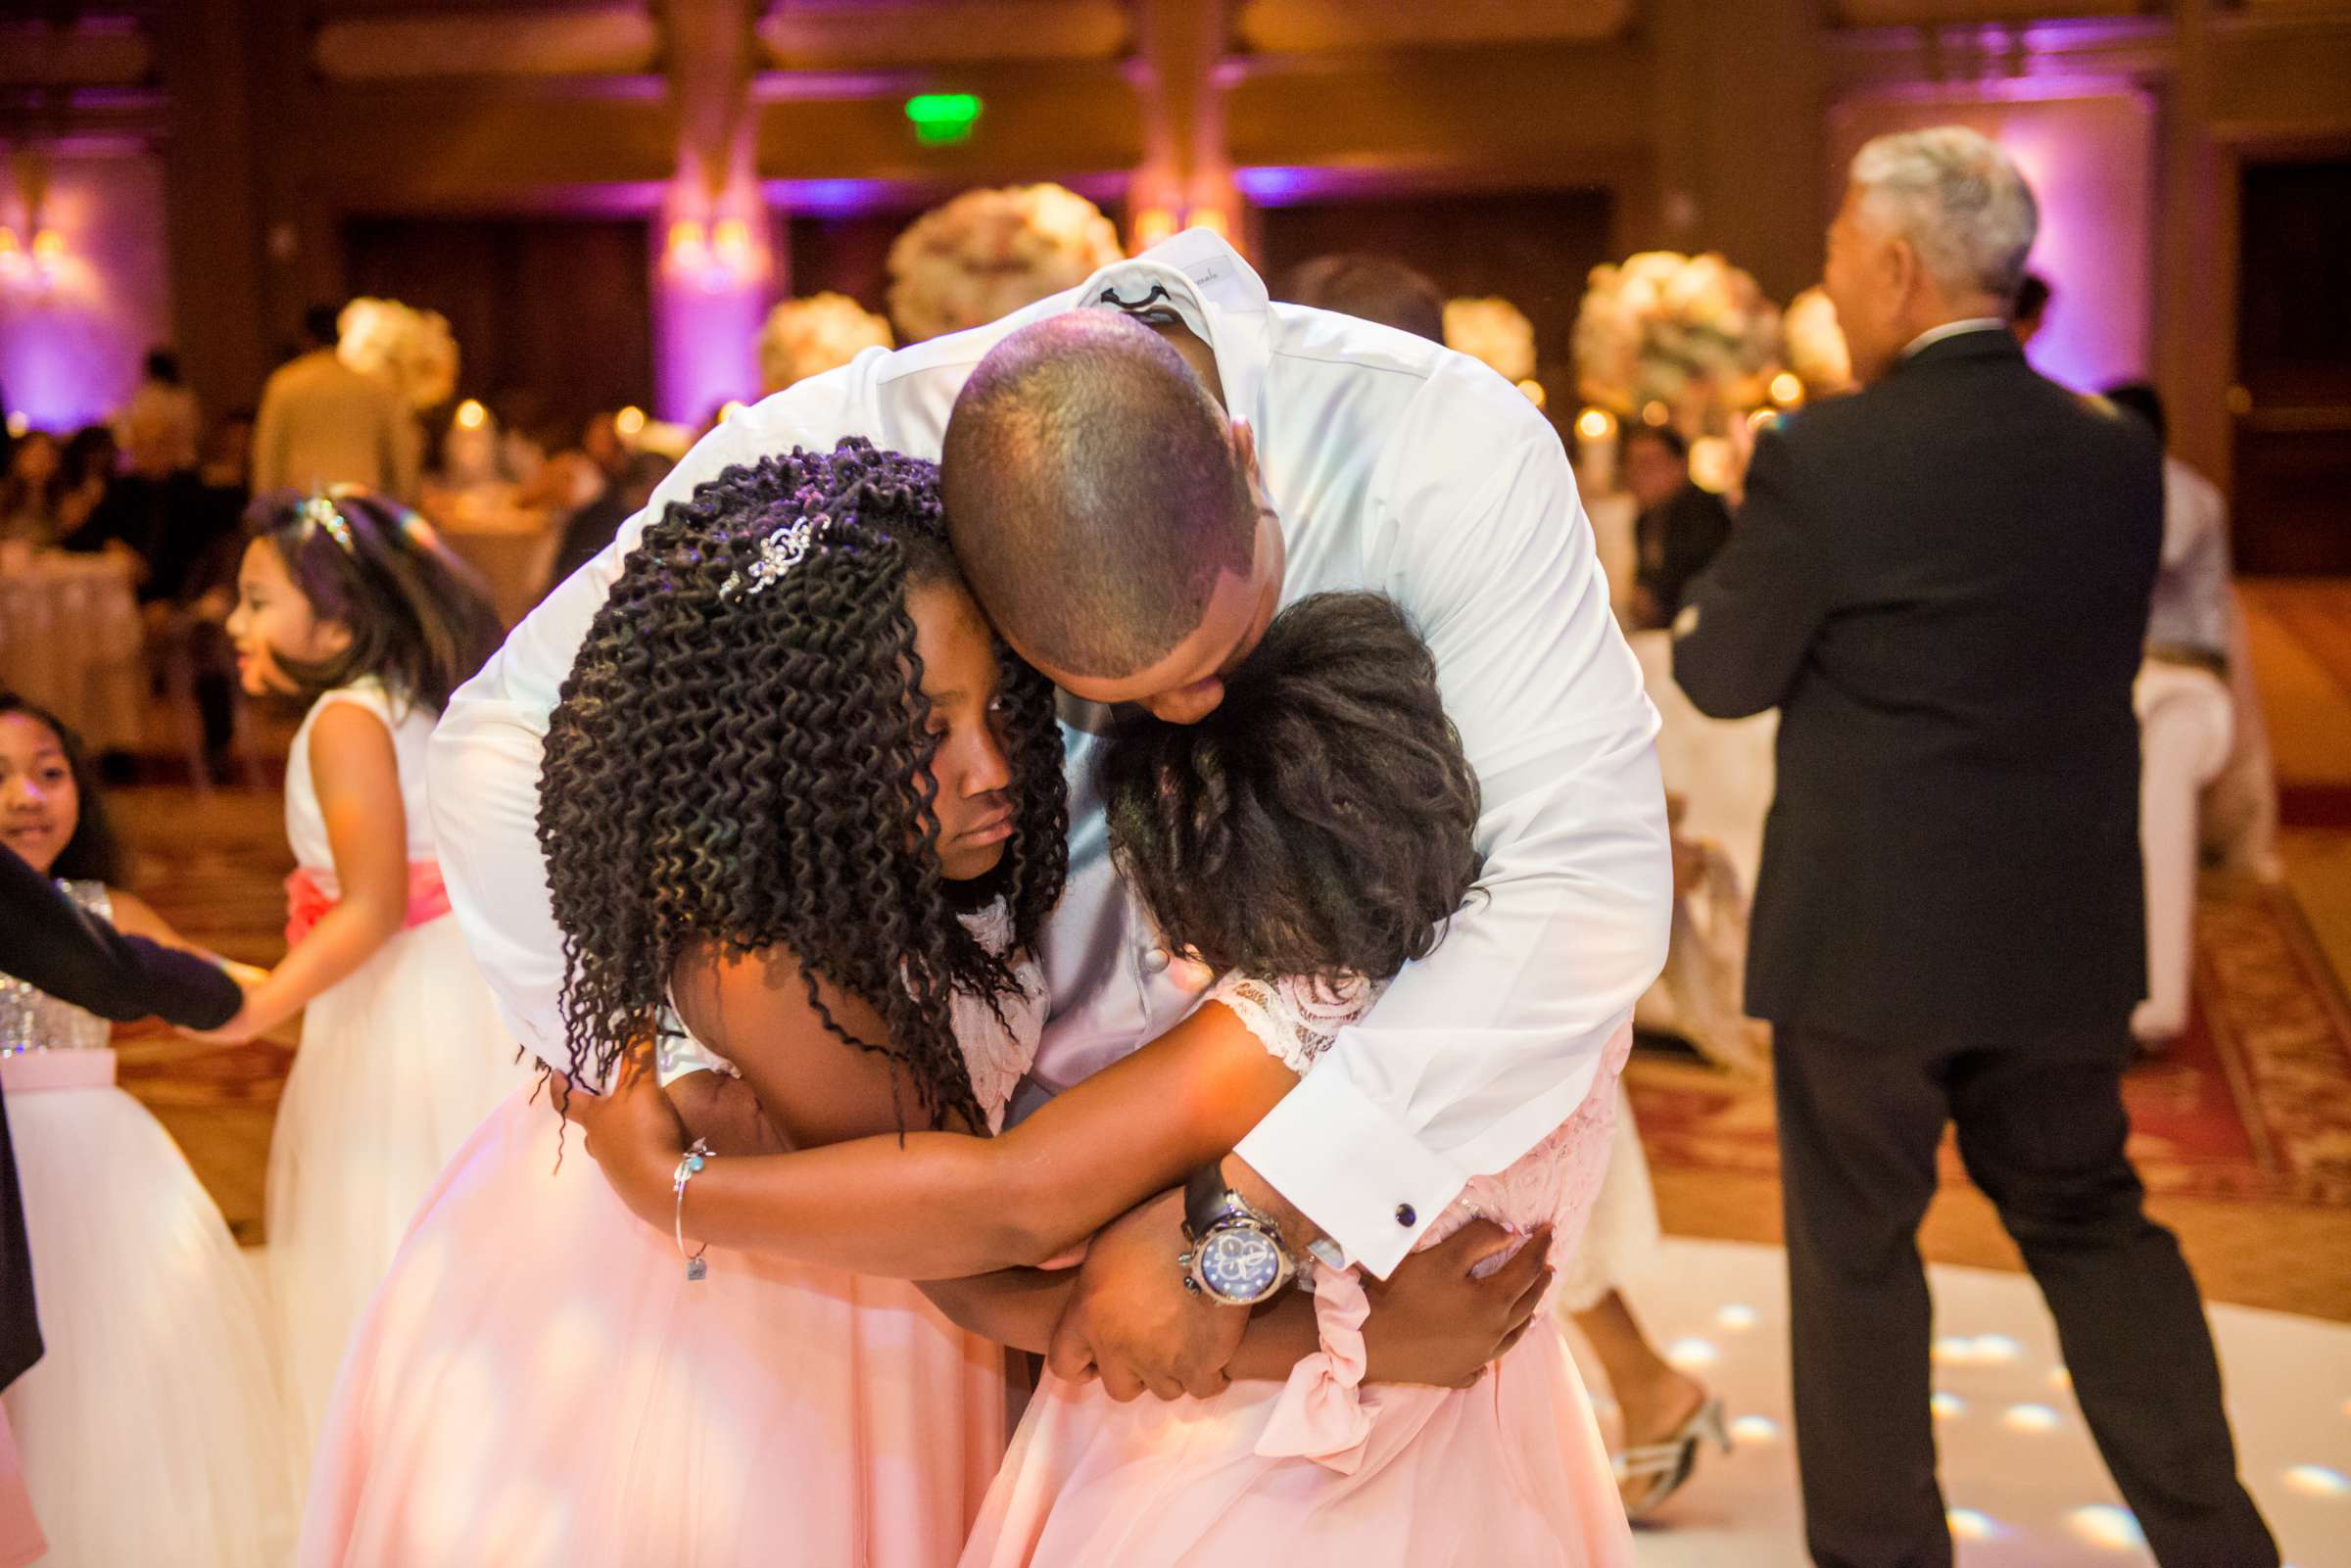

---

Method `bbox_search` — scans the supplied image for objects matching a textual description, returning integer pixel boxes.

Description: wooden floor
[94,579,2351,1322]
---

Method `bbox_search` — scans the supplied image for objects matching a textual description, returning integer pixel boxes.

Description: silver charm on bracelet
[673,1138,714,1282]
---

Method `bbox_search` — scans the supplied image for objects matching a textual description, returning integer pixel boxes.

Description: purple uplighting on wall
[0,152,173,432]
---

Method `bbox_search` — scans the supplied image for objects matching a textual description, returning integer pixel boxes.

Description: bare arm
[575,997,1300,1279]
[192,702,408,1042]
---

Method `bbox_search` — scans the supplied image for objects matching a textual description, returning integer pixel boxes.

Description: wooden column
[652,0,770,421]
[1129,0,1235,248]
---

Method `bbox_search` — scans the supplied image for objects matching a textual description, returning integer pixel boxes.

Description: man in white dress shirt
[429,229,1669,1389]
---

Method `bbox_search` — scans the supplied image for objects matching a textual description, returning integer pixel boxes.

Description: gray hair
[1849,127,2039,301]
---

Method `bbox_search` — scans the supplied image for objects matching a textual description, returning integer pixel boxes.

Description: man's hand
[1046,1186,1247,1402]
[1361,1220,1555,1388]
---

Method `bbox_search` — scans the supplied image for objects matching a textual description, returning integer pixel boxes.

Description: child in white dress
[207,486,527,1467]
[0,694,290,1566]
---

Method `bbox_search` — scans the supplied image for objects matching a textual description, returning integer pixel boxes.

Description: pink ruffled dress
[960,973,1636,1568]
[297,904,1044,1568]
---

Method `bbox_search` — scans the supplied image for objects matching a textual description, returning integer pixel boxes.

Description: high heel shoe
[1612,1394,1729,1521]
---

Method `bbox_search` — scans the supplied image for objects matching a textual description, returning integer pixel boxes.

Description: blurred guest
[200,408,256,494]
[579,410,629,486]
[115,348,201,479]
[0,432,65,546]
[1277,253,1445,343]
[2104,381,2237,1047]
[51,427,118,546]
[1626,425,1733,631]
[1676,126,2275,1568]
[254,306,419,500]
[2009,270,2050,349]
[543,449,673,594]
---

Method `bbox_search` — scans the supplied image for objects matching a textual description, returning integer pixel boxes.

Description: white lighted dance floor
[1591,1239,2350,1568]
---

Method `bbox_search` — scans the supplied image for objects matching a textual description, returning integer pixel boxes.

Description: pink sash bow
[284,861,453,947]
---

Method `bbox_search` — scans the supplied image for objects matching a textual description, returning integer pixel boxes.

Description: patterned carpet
[1628,880,2351,1209]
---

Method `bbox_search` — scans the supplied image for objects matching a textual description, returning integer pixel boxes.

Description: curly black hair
[1098,592,1481,987]
[0,692,126,886]
[243,485,505,717]
[537,439,1069,1132]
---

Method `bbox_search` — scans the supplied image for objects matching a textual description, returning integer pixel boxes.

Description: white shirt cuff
[1233,1065,1468,1280]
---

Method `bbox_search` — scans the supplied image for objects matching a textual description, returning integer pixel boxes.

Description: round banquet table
[0,546,146,752]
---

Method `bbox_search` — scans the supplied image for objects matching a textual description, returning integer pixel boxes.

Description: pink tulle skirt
[960,1315,1631,1568]
[298,1085,1010,1568]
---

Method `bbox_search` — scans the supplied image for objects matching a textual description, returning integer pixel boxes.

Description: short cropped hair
[940,312,1256,679]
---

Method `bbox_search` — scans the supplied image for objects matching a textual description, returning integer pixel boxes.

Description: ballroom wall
[1,0,2347,555]
[0,151,173,430]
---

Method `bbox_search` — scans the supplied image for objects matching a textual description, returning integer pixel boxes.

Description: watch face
[1197,1226,1284,1304]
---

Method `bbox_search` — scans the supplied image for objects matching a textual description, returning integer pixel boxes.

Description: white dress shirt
[427,230,1670,1276]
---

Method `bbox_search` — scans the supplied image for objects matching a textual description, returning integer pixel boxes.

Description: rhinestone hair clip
[722,511,832,598]
[300,491,357,555]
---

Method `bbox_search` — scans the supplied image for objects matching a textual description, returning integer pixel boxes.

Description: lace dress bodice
[1211,970,1628,1268]
[0,879,115,1055]
[656,901,1048,1133]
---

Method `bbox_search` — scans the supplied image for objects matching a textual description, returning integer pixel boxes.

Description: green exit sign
[905,93,982,146]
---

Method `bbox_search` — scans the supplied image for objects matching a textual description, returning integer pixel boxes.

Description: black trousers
[1773,1025,2277,1568]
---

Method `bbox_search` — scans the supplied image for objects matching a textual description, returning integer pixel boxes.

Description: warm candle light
[1515,378,1546,408]
[1641,400,1670,427]
[1574,407,1615,442]
[454,399,488,431]
[1769,371,1804,407]
[614,405,647,439]
[1131,207,1177,251]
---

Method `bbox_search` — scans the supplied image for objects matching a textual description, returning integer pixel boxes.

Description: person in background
[200,408,256,494]
[2103,381,2237,1048]
[50,426,117,546]
[543,448,673,595]
[2009,270,2051,350]
[253,306,420,500]
[0,433,64,546]
[1625,425,1734,632]
[115,349,201,481]
[1674,125,2275,1568]
[0,692,290,1566]
[1276,253,1446,344]
[211,486,524,1474]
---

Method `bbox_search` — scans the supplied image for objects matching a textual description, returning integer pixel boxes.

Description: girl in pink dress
[298,443,1082,1567]
[580,592,1633,1565]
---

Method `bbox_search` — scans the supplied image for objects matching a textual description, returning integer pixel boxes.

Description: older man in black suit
[1675,128,2275,1568]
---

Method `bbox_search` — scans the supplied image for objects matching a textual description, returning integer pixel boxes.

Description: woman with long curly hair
[297,441,1075,1567]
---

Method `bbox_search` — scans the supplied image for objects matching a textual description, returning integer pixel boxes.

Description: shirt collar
[1064,229,1272,429]
[1901,317,2010,359]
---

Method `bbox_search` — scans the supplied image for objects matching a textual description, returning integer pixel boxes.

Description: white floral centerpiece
[757,292,894,397]
[337,297,459,412]
[1572,252,1781,435]
[1782,286,1853,398]
[1443,297,1537,384]
[886,183,1125,343]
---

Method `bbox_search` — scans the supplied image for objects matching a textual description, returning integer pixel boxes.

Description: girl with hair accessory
[211,484,527,1471]
[296,440,1077,1567]
[572,593,1632,1566]
[0,693,292,1566]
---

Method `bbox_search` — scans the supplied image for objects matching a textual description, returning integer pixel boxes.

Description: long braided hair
[537,439,1068,1131]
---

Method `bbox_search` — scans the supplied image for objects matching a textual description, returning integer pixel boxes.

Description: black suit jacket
[1635,482,1735,625]
[1673,328,2161,1046]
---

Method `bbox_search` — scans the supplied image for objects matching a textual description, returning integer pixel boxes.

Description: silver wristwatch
[1178,1162,1298,1307]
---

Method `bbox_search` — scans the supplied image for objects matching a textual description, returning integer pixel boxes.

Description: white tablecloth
[0,549,146,752]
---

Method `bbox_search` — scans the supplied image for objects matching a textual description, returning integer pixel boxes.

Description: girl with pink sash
[203,488,530,1473]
